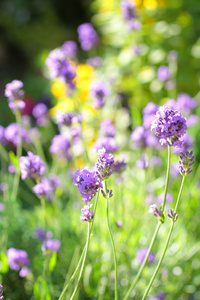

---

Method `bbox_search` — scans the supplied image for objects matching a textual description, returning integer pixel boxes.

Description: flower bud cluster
[0,284,4,300]
[5,80,25,113]
[167,208,178,222]
[179,150,194,176]
[96,148,114,181]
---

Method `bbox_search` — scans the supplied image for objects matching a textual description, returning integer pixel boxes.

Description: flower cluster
[96,148,114,180]
[32,103,49,127]
[19,151,46,180]
[121,0,141,30]
[73,168,102,205]
[90,81,109,109]
[77,23,99,51]
[5,80,25,113]
[33,176,60,200]
[7,248,30,277]
[179,150,194,176]
[112,153,127,173]
[34,227,61,255]
[136,247,155,264]
[80,204,95,222]
[50,133,72,160]
[151,106,187,147]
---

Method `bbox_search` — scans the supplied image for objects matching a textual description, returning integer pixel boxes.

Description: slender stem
[69,223,91,300]
[123,146,171,300]
[123,222,161,300]
[58,245,86,300]
[10,111,22,203]
[106,197,118,300]
[59,189,100,300]
[162,145,171,213]
[141,176,186,299]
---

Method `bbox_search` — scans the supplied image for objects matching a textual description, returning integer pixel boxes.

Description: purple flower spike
[149,204,162,218]
[19,151,46,180]
[100,119,116,137]
[73,168,102,204]
[136,247,155,264]
[78,23,99,51]
[112,153,127,173]
[33,179,53,198]
[50,133,72,160]
[5,80,24,101]
[151,106,187,147]
[7,248,30,276]
[90,81,109,109]
[96,148,114,180]
[93,136,119,153]
[42,239,61,255]
[80,204,95,222]
[121,0,136,21]
[62,40,77,59]
[179,150,194,176]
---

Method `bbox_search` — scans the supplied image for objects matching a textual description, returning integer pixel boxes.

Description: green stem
[141,176,185,299]
[10,111,22,203]
[162,145,171,213]
[123,146,171,300]
[106,196,118,300]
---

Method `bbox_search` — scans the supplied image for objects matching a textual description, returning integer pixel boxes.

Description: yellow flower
[49,97,74,117]
[76,64,94,82]
[143,0,157,10]
[51,81,66,98]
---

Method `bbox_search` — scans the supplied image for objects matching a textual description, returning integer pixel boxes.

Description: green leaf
[49,252,57,272]
[34,276,51,300]
[9,151,19,169]
[0,251,9,274]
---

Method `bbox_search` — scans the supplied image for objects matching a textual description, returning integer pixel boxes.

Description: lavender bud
[167,208,178,221]
[179,150,194,176]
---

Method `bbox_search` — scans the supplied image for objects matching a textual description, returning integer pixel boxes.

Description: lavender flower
[93,136,119,153]
[136,154,148,169]
[179,150,194,176]
[0,284,4,300]
[87,56,103,67]
[187,114,199,127]
[50,133,72,160]
[142,102,157,129]
[7,248,30,277]
[131,126,153,148]
[55,111,75,127]
[62,40,77,59]
[33,179,53,198]
[8,100,25,112]
[77,23,99,51]
[4,123,31,146]
[0,126,6,144]
[157,66,171,81]
[19,151,46,180]
[136,247,155,264]
[176,93,197,115]
[112,153,127,173]
[73,167,102,204]
[5,80,24,101]
[32,103,49,126]
[167,208,178,221]
[151,106,187,147]
[149,292,166,300]
[80,204,95,222]
[8,163,16,173]
[90,81,109,109]
[95,148,114,180]
[149,204,162,218]
[34,227,46,241]
[42,239,61,255]
[100,119,116,137]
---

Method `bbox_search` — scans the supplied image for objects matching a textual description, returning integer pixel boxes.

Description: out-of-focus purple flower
[156,192,173,203]
[5,80,24,101]
[131,44,141,56]
[173,133,193,154]
[50,133,72,160]
[121,0,136,21]
[164,98,176,109]
[149,292,166,300]
[45,48,76,87]
[142,102,157,129]
[19,151,46,180]
[42,239,61,254]
[87,56,103,67]
[170,162,180,177]
[93,136,119,153]
[32,103,49,126]
[90,81,109,109]
[127,20,142,31]
[0,202,4,212]
[136,156,148,169]
[8,100,26,112]
[145,195,154,204]
[80,204,95,222]
[7,248,30,277]
[112,153,127,173]
[131,126,153,148]
[100,119,116,137]
[164,80,175,91]
[168,50,178,61]
[116,220,123,228]
[19,266,29,278]
[187,114,199,127]
[34,227,46,241]
[176,93,197,115]
[0,284,4,300]
[33,179,53,198]
[149,156,162,167]
[157,65,171,81]
[73,167,102,204]
[136,247,155,264]
[179,150,194,176]
[49,175,61,189]
[95,148,114,180]
[151,106,187,147]
[55,111,75,127]
[62,41,77,59]
[77,23,99,51]
[70,127,81,144]
[4,123,31,146]
[8,163,16,173]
